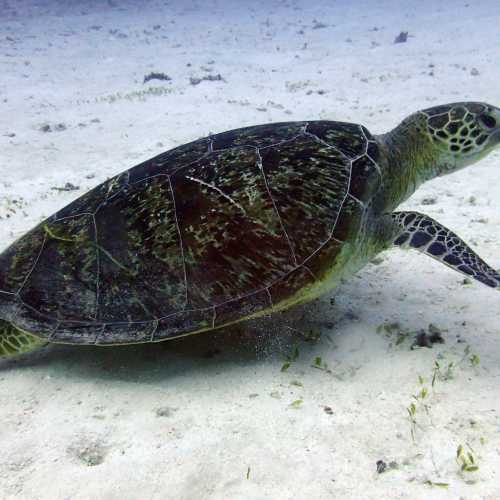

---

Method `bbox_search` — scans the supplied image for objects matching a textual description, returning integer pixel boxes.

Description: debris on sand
[412,324,446,349]
[154,406,177,417]
[143,72,172,84]
[376,322,409,346]
[67,436,108,467]
[421,196,437,205]
[376,460,398,473]
[39,123,67,133]
[377,322,446,348]
[189,74,224,85]
[50,182,80,192]
[394,31,408,43]
[323,405,334,415]
[312,20,328,30]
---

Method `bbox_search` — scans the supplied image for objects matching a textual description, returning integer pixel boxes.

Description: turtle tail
[0,319,46,358]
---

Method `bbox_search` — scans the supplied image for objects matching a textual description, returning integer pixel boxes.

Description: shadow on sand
[0,301,342,383]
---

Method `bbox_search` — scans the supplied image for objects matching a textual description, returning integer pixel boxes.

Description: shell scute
[303,239,344,278]
[261,135,351,264]
[349,156,381,203]
[171,146,294,308]
[214,289,272,327]
[56,172,130,219]
[267,265,317,305]
[10,300,59,340]
[20,214,98,321]
[52,322,99,344]
[306,121,368,158]
[332,196,364,242]
[94,175,186,321]
[130,139,210,181]
[96,321,155,345]
[366,141,380,161]
[0,227,45,294]
[212,122,306,150]
[154,308,213,341]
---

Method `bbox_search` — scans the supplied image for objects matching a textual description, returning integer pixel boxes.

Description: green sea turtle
[1,102,499,358]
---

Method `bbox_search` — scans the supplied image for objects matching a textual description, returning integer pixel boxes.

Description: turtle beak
[494,107,500,142]
[478,106,500,147]
[489,110,500,147]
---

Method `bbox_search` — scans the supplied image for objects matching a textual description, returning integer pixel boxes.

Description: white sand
[1,0,500,498]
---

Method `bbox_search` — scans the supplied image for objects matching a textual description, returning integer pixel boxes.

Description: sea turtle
[1,102,499,358]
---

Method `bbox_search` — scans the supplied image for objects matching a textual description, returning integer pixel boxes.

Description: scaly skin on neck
[375,113,440,213]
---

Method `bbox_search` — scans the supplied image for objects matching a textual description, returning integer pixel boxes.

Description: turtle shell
[0,121,381,344]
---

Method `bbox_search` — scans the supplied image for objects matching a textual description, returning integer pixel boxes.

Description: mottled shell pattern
[0,121,381,344]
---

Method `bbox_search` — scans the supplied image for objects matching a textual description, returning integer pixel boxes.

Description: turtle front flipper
[391,211,500,289]
[0,319,46,358]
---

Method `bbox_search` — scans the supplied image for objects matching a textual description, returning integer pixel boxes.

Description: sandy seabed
[0,0,499,498]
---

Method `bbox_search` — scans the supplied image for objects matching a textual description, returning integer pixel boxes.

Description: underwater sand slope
[0,0,499,498]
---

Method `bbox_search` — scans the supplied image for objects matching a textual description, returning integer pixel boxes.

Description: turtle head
[378,102,500,210]
[422,102,500,174]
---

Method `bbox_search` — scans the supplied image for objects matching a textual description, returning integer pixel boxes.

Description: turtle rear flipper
[0,319,46,358]
[392,211,500,288]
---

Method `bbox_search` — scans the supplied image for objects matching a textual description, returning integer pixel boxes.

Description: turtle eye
[478,113,497,130]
